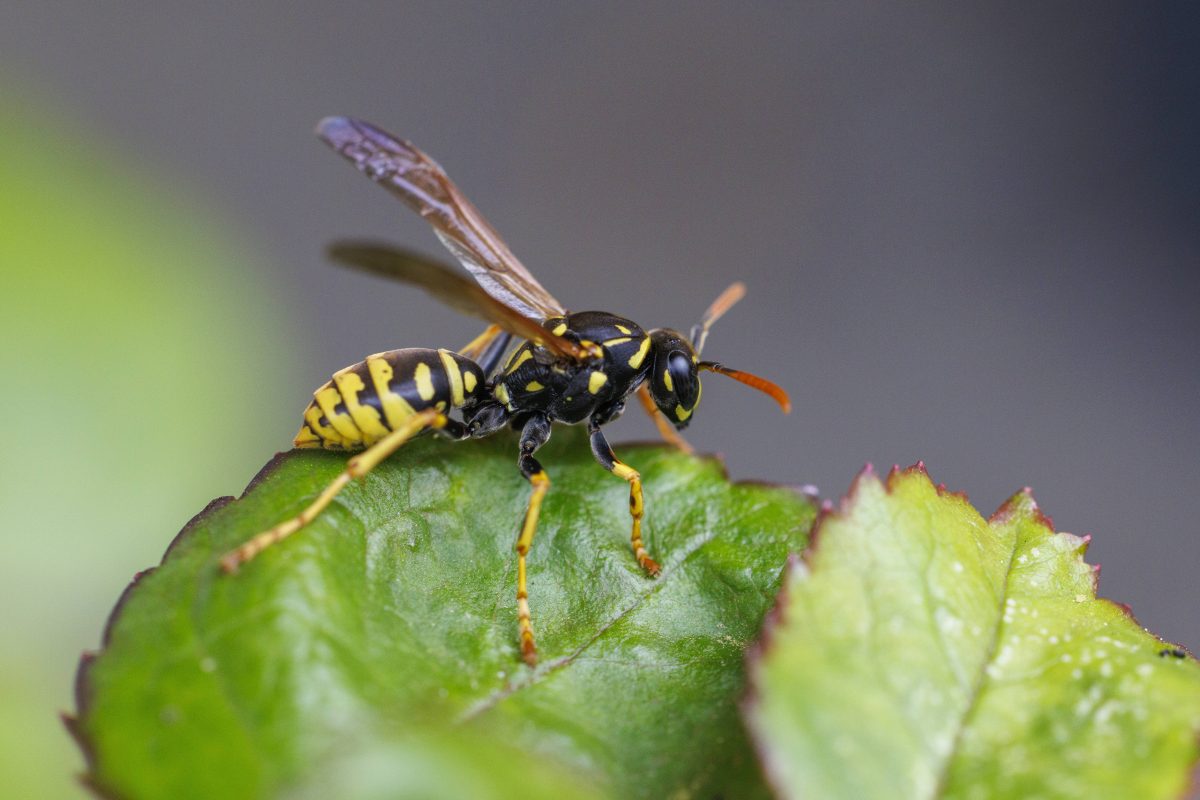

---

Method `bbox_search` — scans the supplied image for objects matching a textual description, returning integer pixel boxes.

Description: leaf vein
[457,503,729,722]
[929,523,1019,798]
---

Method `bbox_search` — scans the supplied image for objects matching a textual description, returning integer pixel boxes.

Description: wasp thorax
[647,328,702,429]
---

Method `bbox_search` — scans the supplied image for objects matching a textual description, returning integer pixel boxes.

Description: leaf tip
[804,465,892,570]
[60,708,117,799]
[60,709,85,762]
[835,463,884,514]
[989,486,1055,532]
[880,462,973,506]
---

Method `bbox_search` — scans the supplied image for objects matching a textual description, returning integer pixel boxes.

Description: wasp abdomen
[294,348,485,451]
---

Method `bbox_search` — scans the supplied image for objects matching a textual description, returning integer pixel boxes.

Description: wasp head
[646,328,703,430]
[645,281,793,430]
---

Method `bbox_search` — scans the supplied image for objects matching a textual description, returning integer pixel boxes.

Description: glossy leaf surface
[74,430,815,799]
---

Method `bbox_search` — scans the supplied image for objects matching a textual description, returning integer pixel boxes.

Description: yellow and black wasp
[221,117,791,665]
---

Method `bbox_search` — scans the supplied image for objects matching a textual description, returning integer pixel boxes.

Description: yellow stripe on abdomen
[438,349,466,407]
[293,423,323,449]
[413,362,436,402]
[367,355,417,429]
[333,367,391,444]
[314,383,363,445]
[303,402,348,449]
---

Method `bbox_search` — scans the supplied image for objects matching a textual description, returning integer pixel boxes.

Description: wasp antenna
[699,361,791,413]
[691,282,747,356]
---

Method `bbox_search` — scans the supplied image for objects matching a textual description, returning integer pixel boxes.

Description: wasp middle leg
[589,421,661,576]
[514,412,553,666]
[220,408,462,572]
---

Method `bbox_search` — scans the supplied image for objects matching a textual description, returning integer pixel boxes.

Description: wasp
[221,117,790,665]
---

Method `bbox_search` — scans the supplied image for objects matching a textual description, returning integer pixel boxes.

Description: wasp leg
[220,408,455,573]
[515,413,552,666]
[460,325,513,375]
[636,383,693,454]
[588,422,661,576]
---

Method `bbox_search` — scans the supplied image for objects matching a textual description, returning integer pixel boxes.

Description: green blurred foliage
[0,87,299,798]
[75,431,815,799]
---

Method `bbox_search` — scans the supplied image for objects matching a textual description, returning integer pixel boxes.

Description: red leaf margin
[61,449,294,799]
[741,461,1200,800]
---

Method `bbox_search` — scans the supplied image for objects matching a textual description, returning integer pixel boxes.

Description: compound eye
[667,352,695,400]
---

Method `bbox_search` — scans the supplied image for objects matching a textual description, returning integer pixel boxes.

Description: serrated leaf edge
[65,449,287,799]
[742,461,1199,800]
[68,441,816,798]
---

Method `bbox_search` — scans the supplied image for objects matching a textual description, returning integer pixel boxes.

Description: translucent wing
[316,116,566,320]
[328,242,586,361]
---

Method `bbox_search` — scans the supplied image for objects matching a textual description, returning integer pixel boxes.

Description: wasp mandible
[221,117,791,666]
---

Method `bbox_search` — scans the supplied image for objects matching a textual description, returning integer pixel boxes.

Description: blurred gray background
[2,4,1198,787]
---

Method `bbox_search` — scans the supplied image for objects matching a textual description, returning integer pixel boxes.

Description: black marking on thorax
[493,312,652,423]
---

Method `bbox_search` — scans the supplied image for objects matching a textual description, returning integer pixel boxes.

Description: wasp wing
[317,116,566,321]
[328,242,585,361]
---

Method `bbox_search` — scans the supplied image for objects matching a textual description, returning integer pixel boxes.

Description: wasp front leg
[515,413,553,666]
[588,421,661,576]
[636,384,693,454]
[220,409,462,572]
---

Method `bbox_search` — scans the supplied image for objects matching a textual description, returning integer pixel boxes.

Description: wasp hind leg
[514,413,552,666]
[459,324,513,376]
[588,421,661,576]
[220,408,460,573]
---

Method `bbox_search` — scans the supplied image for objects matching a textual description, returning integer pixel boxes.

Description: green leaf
[73,429,815,799]
[746,465,1200,800]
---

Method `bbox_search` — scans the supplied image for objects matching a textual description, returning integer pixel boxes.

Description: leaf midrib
[928,520,1019,798]
[457,502,731,722]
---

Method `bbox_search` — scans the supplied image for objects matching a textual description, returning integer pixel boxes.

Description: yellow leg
[513,413,553,666]
[459,324,503,360]
[220,409,444,573]
[637,384,693,454]
[611,461,660,576]
[515,469,550,666]
[589,423,661,576]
